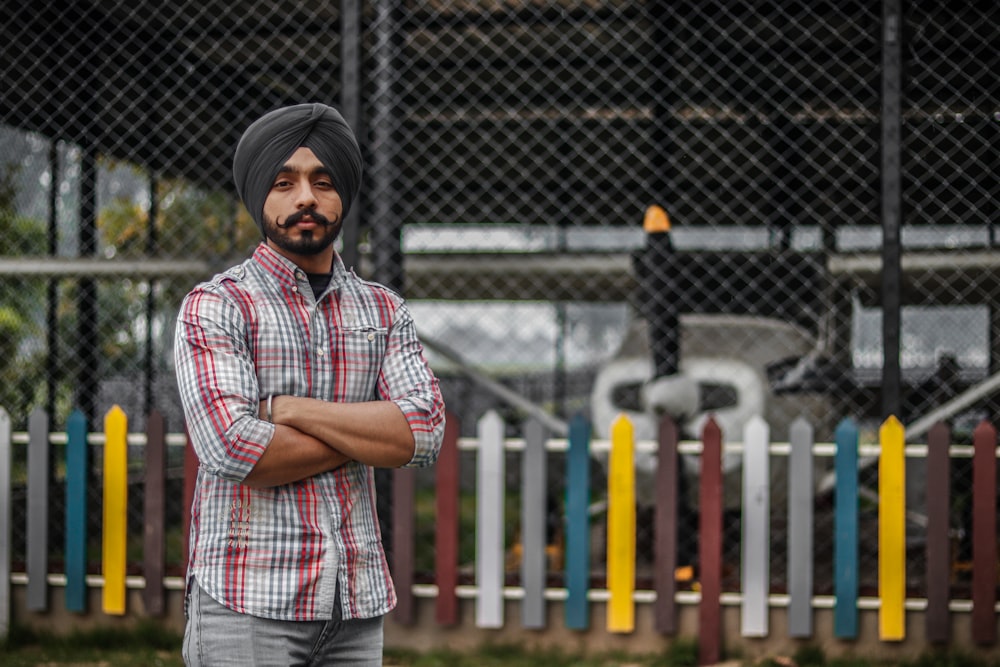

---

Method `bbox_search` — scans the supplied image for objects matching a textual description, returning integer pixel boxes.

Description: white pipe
[419,334,569,436]
[905,370,1000,441]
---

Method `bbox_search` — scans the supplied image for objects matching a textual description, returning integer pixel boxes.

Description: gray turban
[232,103,363,235]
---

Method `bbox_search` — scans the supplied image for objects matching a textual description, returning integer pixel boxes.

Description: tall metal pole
[554,122,573,418]
[369,0,403,293]
[340,0,363,271]
[45,141,60,420]
[649,0,694,572]
[648,0,680,380]
[77,146,99,424]
[880,0,903,419]
[144,171,159,417]
[369,0,403,558]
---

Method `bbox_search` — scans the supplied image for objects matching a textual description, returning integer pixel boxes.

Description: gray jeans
[182,580,384,666]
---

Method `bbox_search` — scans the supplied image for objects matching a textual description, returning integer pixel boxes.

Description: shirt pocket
[331,321,389,401]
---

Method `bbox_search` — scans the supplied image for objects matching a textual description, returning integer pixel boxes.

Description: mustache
[275,209,338,229]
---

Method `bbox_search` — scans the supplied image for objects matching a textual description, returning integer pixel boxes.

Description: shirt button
[317,349,325,357]
[291,285,298,292]
[367,332,375,342]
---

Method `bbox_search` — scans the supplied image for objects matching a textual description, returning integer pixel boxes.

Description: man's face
[261,146,344,260]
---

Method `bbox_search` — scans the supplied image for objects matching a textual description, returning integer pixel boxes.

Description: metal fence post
[880,0,903,419]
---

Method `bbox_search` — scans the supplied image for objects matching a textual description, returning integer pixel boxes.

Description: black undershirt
[306,272,333,300]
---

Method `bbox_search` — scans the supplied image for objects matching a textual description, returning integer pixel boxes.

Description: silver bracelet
[266,394,274,422]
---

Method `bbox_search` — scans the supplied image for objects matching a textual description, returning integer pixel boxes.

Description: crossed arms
[243,397,415,488]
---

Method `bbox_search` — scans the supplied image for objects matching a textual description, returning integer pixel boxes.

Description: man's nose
[295,183,318,207]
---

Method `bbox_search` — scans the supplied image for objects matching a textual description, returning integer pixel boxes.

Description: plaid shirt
[174,243,445,621]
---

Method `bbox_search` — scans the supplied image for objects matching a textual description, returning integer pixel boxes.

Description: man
[174,103,446,665]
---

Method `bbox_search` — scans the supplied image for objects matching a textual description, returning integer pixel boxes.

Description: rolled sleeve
[379,304,446,469]
[174,285,275,482]
[394,395,446,468]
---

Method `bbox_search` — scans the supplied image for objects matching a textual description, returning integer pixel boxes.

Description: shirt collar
[252,242,349,293]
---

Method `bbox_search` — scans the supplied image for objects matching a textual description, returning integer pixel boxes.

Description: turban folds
[233,103,363,235]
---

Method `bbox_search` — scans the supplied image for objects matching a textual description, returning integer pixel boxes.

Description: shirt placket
[305,285,342,616]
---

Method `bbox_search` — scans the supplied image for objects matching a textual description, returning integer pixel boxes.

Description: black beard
[263,209,341,256]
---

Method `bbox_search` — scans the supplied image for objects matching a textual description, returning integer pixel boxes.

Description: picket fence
[0,405,997,663]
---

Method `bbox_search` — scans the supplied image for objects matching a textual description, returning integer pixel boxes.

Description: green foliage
[0,155,257,426]
[99,171,258,261]
[0,163,51,426]
[0,306,26,362]
[87,167,259,393]
[0,163,48,256]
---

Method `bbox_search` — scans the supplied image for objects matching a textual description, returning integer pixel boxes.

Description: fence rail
[0,405,997,662]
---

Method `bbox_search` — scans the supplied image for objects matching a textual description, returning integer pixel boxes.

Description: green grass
[4,626,1000,667]
[385,643,1000,667]
[0,621,184,666]
[384,641,700,666]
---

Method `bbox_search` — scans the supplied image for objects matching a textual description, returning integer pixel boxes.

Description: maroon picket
[435,412,461,626]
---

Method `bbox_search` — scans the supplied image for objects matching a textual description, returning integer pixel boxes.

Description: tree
[0,162,51,427]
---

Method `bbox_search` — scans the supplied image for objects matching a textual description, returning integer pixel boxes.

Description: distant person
[174,102,446,666]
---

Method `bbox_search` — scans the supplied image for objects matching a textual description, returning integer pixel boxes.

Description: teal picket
[564,413,591,630]
[833,417,859,638]
[65,409,88,613]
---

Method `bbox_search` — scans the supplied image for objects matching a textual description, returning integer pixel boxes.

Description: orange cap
[643,205,671,233]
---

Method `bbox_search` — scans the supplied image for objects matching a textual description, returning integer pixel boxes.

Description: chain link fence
[1,0,997,597]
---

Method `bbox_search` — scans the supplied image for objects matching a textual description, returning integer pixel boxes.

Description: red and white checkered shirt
[174,243,445,621]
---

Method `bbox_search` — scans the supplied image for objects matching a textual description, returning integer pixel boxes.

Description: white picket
[475,410,505,628]
[741,415,769,637]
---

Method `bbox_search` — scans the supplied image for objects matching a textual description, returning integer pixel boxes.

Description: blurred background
[1,0,996,598]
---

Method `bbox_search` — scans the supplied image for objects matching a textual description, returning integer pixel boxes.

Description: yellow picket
[606,413,635,633]
[878,415,905,640]
[102,405,128,615]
